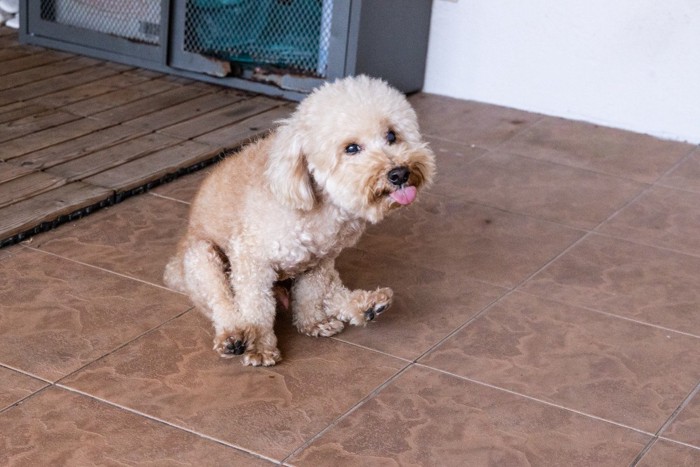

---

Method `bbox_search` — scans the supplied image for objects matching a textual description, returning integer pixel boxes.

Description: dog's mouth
[388,185,417,206]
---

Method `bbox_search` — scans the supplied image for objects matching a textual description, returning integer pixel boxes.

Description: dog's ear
[265,121,315,211]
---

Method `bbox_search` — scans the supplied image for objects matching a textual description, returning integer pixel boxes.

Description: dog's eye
[345,143,361,155]
[386,130,397,145]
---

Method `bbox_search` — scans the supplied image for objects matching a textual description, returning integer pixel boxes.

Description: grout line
[54,307,194,387]
[0,362,54,385]
[415,363,656,438]
[411,222,592,364]
[649,143,700,186]
[19,244,187,295]
[592,230,700,262]
[281,362,414,464]
[328,336,414,365]
[52,385,281,465]
[410,290,508,363]
[656,436,700,452]
[423,113,549,153]
[147,192,192,205]
[0,385,53,416]
[514,289,700,340]
[630,378,700,465]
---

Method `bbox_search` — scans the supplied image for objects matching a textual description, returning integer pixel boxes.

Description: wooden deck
[0,26,292,247]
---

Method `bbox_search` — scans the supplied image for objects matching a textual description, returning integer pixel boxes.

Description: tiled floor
[2,40,700,467]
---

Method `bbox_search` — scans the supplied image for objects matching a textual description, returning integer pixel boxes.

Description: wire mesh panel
[184,0,333,77]
[41,0,161,45]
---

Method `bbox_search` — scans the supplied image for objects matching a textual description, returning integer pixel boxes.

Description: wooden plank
[0,103,52,124]
[120,90,246,133]
[0,62,122,102]
[46,132,182,182]
[11,123,151,170]
[0,172,67,208]
[0,109,80,144]
[0,56,99,92]
[0,182,113,242]
[158,96,283,140]
[0,46,32,62]
[0,161,32,184]
[61,77,179,117]
[85,140,220,192]
[0,50,73,76]
[89,84,214,125]
[2,118,110,161]
[194,105,292,148]
[25,71,153,109]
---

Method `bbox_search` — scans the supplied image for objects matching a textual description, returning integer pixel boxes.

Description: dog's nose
[387,166,410,186]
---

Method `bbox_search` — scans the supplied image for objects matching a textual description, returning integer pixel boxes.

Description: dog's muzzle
[387,166,417,205]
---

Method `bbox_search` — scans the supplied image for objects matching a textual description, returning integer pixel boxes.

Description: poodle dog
[164,75,435,366]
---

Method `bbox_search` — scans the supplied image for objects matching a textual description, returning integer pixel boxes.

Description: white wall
[424,0,700,144]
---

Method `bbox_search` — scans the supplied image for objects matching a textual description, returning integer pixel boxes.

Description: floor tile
[150,169,210,204]
[409,93,542,148]
[289,366,649,466]
[0,242,19,262]
[0,387,271,465]
[32,195,189,286]
[658,147,700,193]
[0,367,47,411]
[597,185,700,257]
[520,234,700,336]
[419,292,700,432]
[662,389,700,448]
[0,248,191,381]
[444,150,645,229]
[60,310,405,460]
[638,440,700,467]
[498,117,695,183]
[357,194,583,288]
[424,136,488,199]
[334,248,506,361]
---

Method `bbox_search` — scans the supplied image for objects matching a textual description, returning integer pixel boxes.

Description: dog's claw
[225,339,246,355]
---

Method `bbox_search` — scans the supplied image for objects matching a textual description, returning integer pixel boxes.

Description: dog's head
[265,75,436,223]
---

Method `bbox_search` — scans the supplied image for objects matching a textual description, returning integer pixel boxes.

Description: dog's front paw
[214,335,247,358]
[243,348,281,367]
[348,287,393,326]
[214,327,281,366]
[300,317,345,337]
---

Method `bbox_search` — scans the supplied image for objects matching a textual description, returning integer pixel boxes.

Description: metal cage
[42,0,162,45]
[21,0,433,100]
[184,0,333,77]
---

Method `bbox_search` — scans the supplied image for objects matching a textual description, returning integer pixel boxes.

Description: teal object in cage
[189,0,330,75]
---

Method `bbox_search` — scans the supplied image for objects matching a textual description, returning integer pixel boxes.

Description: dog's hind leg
[178,238,244,354]
[294,258,393,331]
[292,259,345,337]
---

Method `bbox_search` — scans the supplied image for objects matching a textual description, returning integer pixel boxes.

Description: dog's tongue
[390,186,417,205]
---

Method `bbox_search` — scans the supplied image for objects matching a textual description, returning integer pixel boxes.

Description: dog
[164,75,436,366]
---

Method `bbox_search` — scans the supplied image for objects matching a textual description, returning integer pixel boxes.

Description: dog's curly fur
[164,75,436,366]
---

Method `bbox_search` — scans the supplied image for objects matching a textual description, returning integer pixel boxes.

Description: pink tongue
[390,186,417,205]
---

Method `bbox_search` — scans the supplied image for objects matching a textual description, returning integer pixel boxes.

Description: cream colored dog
[164,75,435,366]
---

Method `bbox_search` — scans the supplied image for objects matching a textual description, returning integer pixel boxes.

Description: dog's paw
[301,317,345,337]
[214,327,281,366]
[213,335,247,358]
[349,287,393,326]
[242,348,281,367]
[364,303,389,322]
